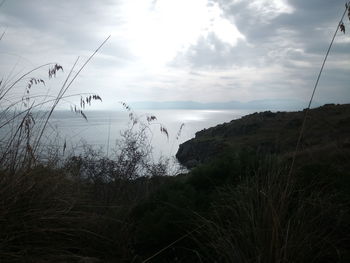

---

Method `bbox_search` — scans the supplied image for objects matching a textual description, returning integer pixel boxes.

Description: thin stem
[0,63,54,101]
[0,30,5,41]
[33,58,79,154]
[288,4,349,178]
[0,93,99,129]
[33,35,110,154]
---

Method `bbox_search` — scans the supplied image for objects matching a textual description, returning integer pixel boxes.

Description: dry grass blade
[48,64,63,78]
[63,35,111,93]
[33,35,110,154]
[288,3,350,180]
[160,125,169,140]
[146,115,157,123]
[32,60,76,155]
[142,226,204,263]
[176,123,185,140]
[0,93,97,129]
[0,63,52,101]
[0,30,5,41]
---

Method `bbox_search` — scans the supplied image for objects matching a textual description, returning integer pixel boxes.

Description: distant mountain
[129,99,315,110]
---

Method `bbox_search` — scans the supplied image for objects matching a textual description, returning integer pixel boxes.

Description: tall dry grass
[0,165,140,262]
[0,36,109,172]
[0,35,140,262]
[195,158,349,263]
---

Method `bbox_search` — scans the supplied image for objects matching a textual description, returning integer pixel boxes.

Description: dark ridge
[176,104,350,168]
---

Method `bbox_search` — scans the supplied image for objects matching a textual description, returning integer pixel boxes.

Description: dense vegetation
[1,104,349,262]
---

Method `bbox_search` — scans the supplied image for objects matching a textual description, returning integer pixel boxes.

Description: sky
[0,0,349,110]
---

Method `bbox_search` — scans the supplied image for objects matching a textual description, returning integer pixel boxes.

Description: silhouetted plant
[0,36,109,171]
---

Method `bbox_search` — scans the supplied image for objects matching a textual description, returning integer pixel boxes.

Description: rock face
[176,138,228,168]
[176,104,350,168]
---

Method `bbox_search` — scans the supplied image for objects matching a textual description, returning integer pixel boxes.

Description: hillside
[2,104,350,262]
[176,104,350,167]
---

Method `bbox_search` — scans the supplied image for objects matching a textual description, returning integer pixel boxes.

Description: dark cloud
[173,33,264,69]
[171,0,349,103]
[173,33,238,68]
[0,0,128,55]
[185,0,349,66]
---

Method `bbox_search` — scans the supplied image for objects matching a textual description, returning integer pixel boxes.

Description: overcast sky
[0,0,349,109]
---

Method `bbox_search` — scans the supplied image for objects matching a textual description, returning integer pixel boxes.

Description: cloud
[170,0,350,103]
[0,0,349,109]
[0,0,130,64]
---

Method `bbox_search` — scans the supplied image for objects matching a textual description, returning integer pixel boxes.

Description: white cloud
[115,0,244,68]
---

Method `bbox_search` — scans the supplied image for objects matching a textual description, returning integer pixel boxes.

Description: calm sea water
[0,109,258,161]
[46,109,256,159]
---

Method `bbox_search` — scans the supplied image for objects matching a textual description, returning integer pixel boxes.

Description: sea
[0,109,260,166]
[48,109,258,158]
